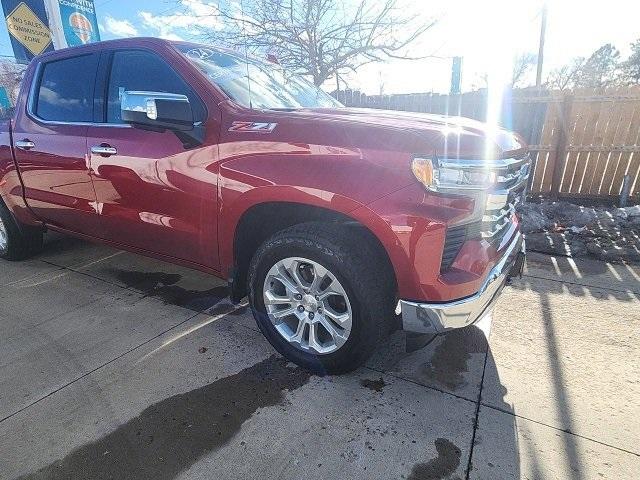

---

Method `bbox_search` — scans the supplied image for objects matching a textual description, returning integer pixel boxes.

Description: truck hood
[290,107,526,158]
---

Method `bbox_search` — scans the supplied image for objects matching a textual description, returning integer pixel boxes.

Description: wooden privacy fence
[335,87,640,201]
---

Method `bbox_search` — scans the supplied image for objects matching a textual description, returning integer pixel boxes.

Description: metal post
[620,174,632,207]
[536,4,547,88]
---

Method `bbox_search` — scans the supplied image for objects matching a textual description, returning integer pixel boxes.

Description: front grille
[481,156,530,245]
[440,155,531,271]
[481,184,525,246]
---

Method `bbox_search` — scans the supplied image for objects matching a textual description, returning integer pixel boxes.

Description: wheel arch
[223,194,402,304]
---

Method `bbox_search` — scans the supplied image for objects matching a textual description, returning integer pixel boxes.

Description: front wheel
[248,222,393,374]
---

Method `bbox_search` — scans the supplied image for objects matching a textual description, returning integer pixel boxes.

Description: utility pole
[536,4,548,88]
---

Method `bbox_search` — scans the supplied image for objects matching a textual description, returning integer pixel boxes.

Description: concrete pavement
[0,236,638,479]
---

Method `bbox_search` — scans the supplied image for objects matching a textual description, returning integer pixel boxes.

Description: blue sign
[54,0,100,47]
[0,86,10,109]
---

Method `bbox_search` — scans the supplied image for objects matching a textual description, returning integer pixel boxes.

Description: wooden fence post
[549,93,573,199]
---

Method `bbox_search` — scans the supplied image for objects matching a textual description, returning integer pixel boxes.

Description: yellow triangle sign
[6,2,52,56]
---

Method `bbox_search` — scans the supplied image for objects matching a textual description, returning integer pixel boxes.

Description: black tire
[248,222,395,375]
[0,199,43,261]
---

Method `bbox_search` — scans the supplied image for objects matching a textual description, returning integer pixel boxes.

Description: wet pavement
[0,235,638,479]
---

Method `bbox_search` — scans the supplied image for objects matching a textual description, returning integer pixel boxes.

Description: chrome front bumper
[399,232,525,335]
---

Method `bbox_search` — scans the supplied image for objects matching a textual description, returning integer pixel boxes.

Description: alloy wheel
[263,257,353,355]
[0,215,7,254]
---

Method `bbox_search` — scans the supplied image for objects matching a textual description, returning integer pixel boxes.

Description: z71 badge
[229,121,277,133]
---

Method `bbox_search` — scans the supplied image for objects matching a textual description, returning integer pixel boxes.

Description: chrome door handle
[91,145,117,156]
[15,139,35,150]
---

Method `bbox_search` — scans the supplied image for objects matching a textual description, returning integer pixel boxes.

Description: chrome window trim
[26,60,132,129]
[26,48,209,130]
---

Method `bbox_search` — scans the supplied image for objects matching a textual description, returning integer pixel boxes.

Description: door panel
[12,53,100,236]
[87,126,218,265]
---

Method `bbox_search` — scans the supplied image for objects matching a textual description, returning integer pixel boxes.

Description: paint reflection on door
[87,125,218,266]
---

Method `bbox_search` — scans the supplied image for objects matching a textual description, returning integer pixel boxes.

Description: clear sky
[0,0,638,94]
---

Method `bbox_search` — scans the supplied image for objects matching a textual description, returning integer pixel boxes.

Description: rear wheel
[248,222,393,374]
[0,199,43,260]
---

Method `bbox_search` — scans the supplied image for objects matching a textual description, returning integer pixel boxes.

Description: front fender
[218,180,444,305]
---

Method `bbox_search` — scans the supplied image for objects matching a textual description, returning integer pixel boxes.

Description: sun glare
[481,0,535,158]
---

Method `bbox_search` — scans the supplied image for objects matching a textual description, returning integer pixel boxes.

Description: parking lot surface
[1,234,639,479]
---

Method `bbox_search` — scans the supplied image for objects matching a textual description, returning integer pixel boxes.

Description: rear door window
[35,53,99,122]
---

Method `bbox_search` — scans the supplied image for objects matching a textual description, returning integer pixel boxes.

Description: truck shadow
[108,268,231,313]
[511,252,640,302]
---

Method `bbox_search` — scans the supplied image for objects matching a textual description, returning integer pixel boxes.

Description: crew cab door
[87,48,219,266]
[12,53,101,236]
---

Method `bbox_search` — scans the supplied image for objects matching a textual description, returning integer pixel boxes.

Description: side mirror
[121,91,204,147]
[121,91,192,130]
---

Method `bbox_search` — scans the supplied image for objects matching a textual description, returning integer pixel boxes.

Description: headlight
[411,156,497,191]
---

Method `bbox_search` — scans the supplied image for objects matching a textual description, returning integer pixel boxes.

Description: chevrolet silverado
[0,38,527,373]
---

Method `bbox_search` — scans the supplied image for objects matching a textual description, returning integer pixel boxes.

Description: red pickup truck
[0,38,527,373]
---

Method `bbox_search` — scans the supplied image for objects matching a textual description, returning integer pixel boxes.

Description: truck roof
[31,37,237,62]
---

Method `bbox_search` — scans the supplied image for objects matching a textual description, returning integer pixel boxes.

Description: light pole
[536,4,548,88]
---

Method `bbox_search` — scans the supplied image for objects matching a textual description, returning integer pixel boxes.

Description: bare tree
[546,44,622,91]
[470,53,536,92]
[470,72,488,91]
[545,57,585,91]
[198,0,436,86]
[511,53,537,88]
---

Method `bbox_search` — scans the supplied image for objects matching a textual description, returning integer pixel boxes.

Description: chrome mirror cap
[121,91,190,122]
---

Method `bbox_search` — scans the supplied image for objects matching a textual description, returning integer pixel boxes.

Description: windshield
[176,44,343,110]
